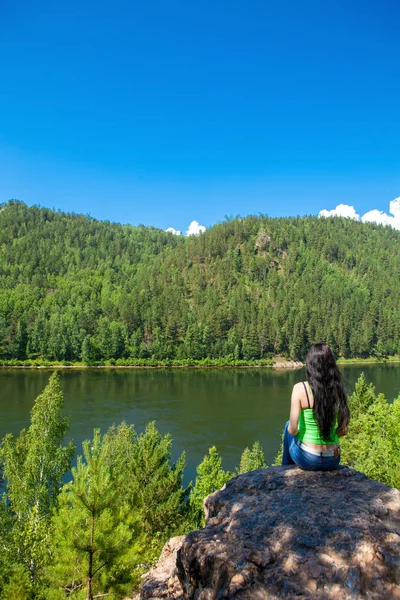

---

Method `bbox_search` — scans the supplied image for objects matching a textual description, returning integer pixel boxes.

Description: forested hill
[1,200,399,363]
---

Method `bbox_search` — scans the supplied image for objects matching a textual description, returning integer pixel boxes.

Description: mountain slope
[1,200,399,362]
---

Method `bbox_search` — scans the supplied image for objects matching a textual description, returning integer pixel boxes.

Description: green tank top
[297,382,339,444]
[297,409,339,444]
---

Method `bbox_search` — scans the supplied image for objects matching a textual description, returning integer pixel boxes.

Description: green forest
[1,200,399,365]
[0,373,398,599]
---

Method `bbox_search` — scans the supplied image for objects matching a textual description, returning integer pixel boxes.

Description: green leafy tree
[189,446,232,528]
[238,441,267,474]
[0,373,74,589]
[81,335,92,364]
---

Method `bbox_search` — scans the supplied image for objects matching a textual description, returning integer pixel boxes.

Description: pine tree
[341,376,400,489]
[189,446,232,528]
[103,421,187,568]
[47,429,138,600]
[129,422,186,536]
[238,441,267,474]
[348,372,377,415]
[0,564,32,600]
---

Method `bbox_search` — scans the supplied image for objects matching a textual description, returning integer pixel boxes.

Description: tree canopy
[1,200,399,363]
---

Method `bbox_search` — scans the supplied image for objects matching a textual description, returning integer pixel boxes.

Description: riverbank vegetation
[0,373,399,599]
[340,373,400,489]
[2,356,400,369]
[0,357,274,368]
[1,201,400,364]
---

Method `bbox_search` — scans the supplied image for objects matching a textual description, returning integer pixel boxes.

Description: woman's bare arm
[288,384,302,435]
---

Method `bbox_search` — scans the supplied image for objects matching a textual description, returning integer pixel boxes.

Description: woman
[282,343,350,471]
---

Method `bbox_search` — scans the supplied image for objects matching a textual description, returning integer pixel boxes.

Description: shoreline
[0,361,303,370]
[1,357,399,370]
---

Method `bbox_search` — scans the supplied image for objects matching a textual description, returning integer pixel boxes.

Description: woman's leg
[282,421,296,465]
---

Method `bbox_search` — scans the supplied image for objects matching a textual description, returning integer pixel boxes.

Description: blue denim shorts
[282,421,340,471]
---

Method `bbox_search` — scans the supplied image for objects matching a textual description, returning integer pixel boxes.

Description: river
[0,365,398,484]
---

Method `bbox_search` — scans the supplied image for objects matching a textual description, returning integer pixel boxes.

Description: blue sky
[1,0,399,233]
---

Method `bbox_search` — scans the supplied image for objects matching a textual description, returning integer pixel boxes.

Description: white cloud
[390,196,400,219]
[165,221,207,236]
[166,227,181,235]
[319,197,400,231]
[362,196,400,230]
[361,210,393,227]
[319,204,360,220]
[185,220,206,236]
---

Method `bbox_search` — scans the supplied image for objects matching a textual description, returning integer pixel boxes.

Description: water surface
[0,365,398,484]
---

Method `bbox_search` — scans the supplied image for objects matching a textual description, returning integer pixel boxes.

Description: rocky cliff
[141,466,400,599]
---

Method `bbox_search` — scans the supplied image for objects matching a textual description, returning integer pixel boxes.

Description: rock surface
[141,536,185,600]
[142,466,400,599]
[273,357,303,369]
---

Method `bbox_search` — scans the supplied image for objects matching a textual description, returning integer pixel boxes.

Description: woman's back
[293,381,340,450]
[282,344,349,470]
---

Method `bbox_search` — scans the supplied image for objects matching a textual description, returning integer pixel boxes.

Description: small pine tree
[273,439,284,466]
[341,377,400,489]
[102,421,188,574]
[238,441,267,474]
[348,372,376,415]
[47,429,139,600]
[0,564,31,600]
[189,446,232,528]
[102,421,137,507]
[128,422,186,537]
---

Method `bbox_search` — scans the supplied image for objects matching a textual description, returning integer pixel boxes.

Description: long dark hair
[306,343,349,440]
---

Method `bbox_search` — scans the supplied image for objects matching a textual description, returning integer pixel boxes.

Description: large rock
[141,536,185,600]
[142,466,400,599]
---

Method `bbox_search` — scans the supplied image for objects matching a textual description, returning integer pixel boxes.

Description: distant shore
[337,357,400,365]
[1,356,399,370]
[0,359,301,370]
